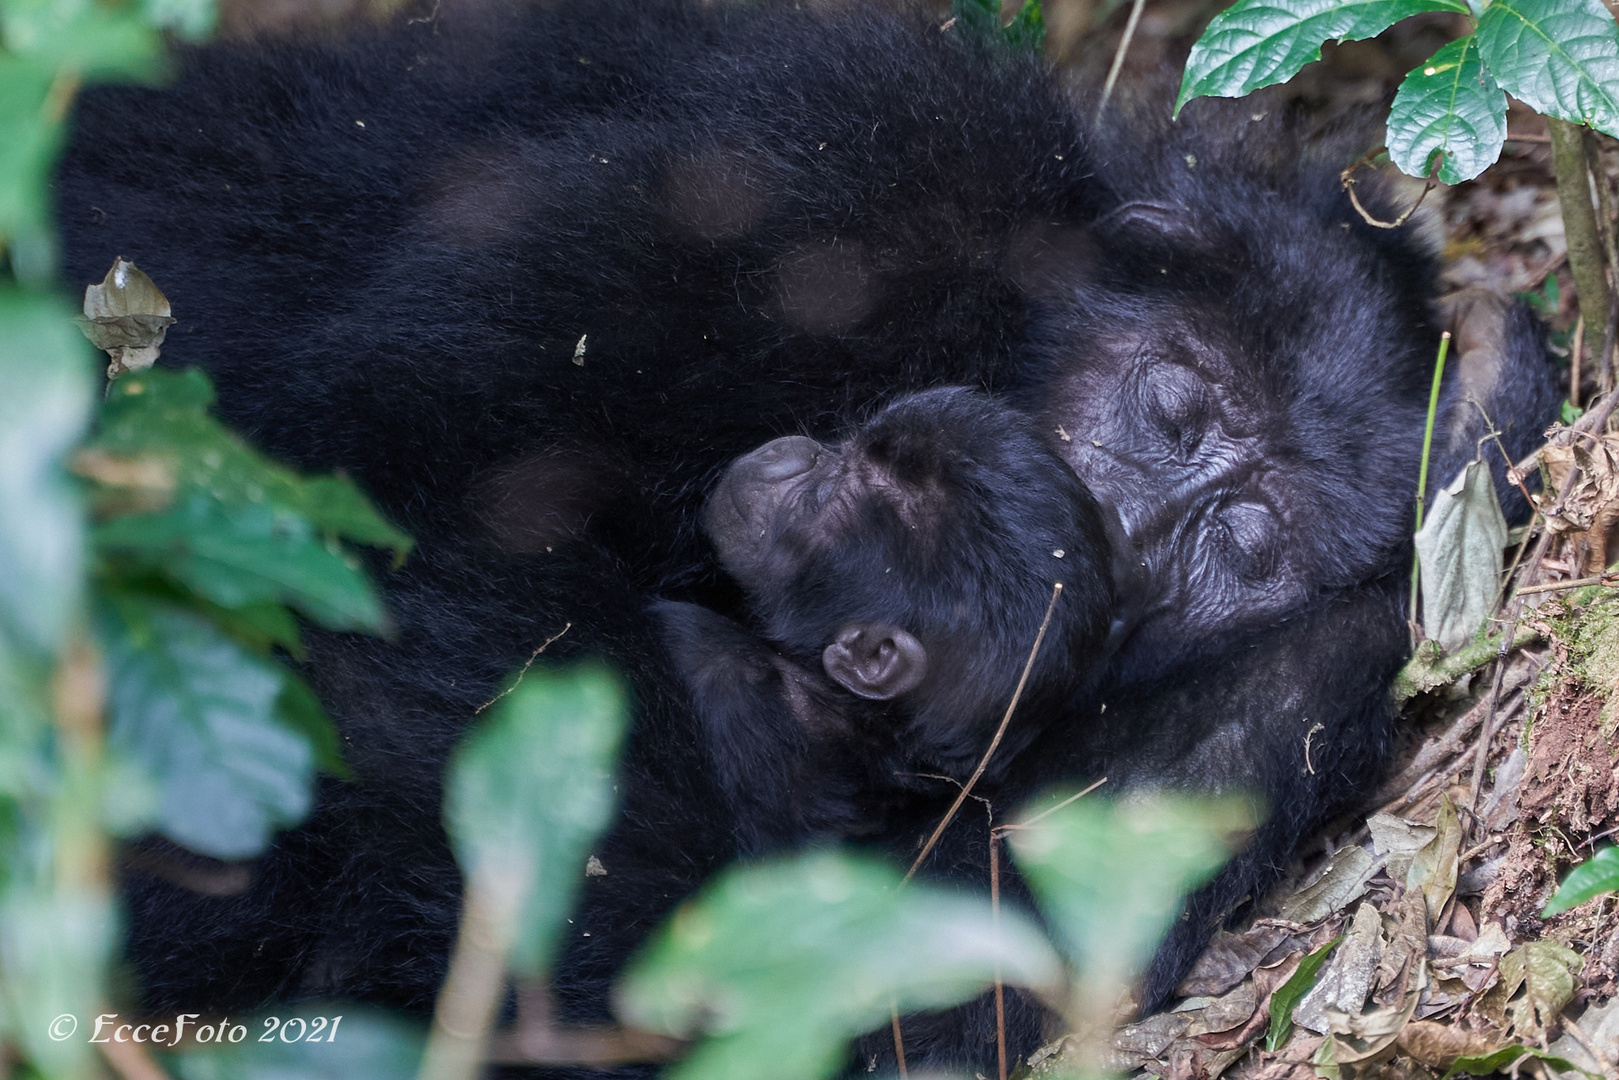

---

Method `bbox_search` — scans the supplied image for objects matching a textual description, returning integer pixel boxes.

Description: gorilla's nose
[746,436,822,481]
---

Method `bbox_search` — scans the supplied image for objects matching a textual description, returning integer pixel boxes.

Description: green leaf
[0,883,113,1079]
[618,851,1062,1080]
[1543,846,1619,916]
[0,57,65,265]
[1176,0,1469,114]
[138,0,219,41]
[1387,37,1507,184]
[1009,794,1252,994]
[99,596,316,859]
[0,290,94,655]
[276,672,350,780]
[1266,935,1343,1051]
[1003,1,1046,54]
[444,664,628,978]
[1415,459,1507,653]
[168,1008,424,1080]
[96,492,386,632]
[88,368,410,632]
[1475,0,1619,137]
[1,4,161,77]
[1442,1044,1594,1079]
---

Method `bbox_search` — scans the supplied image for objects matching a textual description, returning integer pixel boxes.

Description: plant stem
[1550,119,1611,368]
[1411,331,1452,628]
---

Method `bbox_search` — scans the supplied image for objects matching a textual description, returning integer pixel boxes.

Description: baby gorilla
[651,388,1117,851]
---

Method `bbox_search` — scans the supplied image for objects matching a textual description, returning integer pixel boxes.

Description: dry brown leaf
[1276,845,1377,925]
[1296,902,1385,1035]
[1179,925,1295,997]
[1536,429,1619,575]
[1477,940,1585,1039]
[1407,794,1462,924]
[1324,959,1427,1065]
[77,257,177,377]
[1394,1019,1502,1070]
[1181,979,1260,1038]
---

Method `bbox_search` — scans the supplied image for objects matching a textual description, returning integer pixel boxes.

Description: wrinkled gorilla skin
[55,0,1557,1072]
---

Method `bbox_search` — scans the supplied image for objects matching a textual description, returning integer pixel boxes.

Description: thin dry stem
[904,582,1063,883]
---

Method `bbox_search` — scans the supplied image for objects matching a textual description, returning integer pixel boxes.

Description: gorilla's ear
[822,622,928,700]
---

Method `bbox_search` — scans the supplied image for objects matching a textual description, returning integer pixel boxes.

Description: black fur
[54,0,1559,1074]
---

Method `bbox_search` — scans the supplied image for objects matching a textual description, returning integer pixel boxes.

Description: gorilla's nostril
[751,436,822,481]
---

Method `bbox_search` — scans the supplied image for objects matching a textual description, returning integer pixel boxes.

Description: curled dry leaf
[1395,1019,1502,1070]
[1536,429,1619,576]
[1477,940,1585,1040]
[1295,902,1384,1035]
[77,257,177,377]
[1178,924,1295,997]
[1276,845,1378,925]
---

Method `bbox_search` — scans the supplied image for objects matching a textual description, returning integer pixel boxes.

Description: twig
[1514,574,1619,595]
[891,1005,909,1080]
[1562,1016,1615,1078]
[1571,312,1586,409]
[474,623,571,714]
[999,777,1109,833]
[904,582,1063,883]
[1094,0,1145,122]
[1467,642,1514,816]
[1342,154,1437,229]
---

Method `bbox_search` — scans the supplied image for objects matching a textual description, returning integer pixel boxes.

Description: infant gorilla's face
[702,433,832,596]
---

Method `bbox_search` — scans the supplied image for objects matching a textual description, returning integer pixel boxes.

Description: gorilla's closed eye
[1218,500,1279,577]
[1147,364,1210,458]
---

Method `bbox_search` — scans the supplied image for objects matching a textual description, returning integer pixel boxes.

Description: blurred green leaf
[1475,0,1619,137]
[1,3,161,76]
[444,664,627,978]
[1266,935,1341,1051]
[0,57,64,269]
[1003,0,1045,54]
[168,1008,424,1080]
[1009,794,1251,994]
[88,368,409,632]
[1387,37,1506,184]
[619,851,1062,1080]
[1543,846,1619,916]
[138,0,219,41]
[0,289,94,654]
[99,596,316,858]
[1176,0,1468,115]
[0,884,113,1078]
[1415,460,1508,652]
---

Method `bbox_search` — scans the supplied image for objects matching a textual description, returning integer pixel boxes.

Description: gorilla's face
[1030,208,1436,677]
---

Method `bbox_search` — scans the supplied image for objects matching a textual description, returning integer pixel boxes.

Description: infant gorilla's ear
[821,622,928,700]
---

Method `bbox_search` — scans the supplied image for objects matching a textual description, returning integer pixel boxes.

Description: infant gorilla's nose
[745,436,822,481]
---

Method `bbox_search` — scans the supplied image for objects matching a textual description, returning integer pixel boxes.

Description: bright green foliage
[1176,0,1468,115]
[1543,845,1619,915]
[0,292,93,654]
[1265,935,1341,1050]
[444,664,628,978]
[1475,0,1619,134]
[169,1009,424,1080]
[1179,0,1619,184]
[619,851,1062,1080]
[1387,37,1506,183]
[97,597,317,859]
[1009,794,1253,994]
